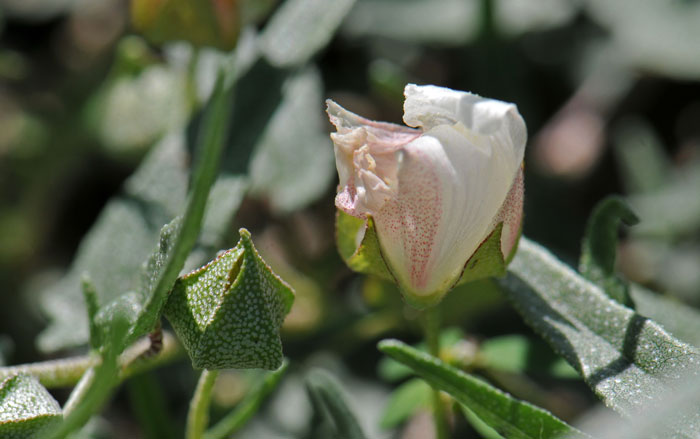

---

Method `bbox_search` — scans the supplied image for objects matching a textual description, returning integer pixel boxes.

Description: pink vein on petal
[375,149,441,291]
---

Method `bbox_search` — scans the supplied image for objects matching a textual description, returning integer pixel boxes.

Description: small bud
[164,229,294,370]
[329,84,526,307]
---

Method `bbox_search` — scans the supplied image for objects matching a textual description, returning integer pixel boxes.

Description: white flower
[328,84,526,304]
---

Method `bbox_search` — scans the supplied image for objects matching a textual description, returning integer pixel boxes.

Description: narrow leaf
[579,196,638,307]
[305,369,366,439]
[378,339,585,439]
[505,237,700,436]
[132,68,234,342]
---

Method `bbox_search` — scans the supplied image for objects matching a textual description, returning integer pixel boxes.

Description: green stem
[0,331,182,388]
[187,369,220,439]
[424,305,449,439]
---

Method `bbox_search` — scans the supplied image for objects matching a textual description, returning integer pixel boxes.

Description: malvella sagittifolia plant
[328,84,526,307]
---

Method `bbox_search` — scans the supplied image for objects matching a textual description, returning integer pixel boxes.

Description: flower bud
[164,229,294,370]
[329,84,526,307]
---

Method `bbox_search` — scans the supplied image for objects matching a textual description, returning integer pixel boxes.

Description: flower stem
[424,305,449,439]
[186,369,219,439]
[0,331,182,388]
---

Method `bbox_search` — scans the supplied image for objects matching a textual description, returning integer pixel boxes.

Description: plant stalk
[186,369,220,439]
[0,331,182,388]
[425,305,449,439]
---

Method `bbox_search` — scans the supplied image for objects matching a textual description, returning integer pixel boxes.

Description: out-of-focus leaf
[344,0,578,43]
[218,58,288,175]
[305,369,366,439]
[0,374,62,439]
[260,0,356,68]
[38,135,188,353]
[613,118,671,194]
[586,0,700,79]
[39,52,252,353]
[626,161,700,239]
[379,339,586,439]
[504,237,700,436]
[0,0,74,21]
[204,361,288,439]
[379,378,430,429]
[126,373,177,439]
[378,327,465,382]
[494,0,579,37]
[46,68,235,439]
[577,369,700,439]
[479,335,580,379]
[47,310,130,439]
[130,69,237,344]
[342,0,479,44]
[249,67,334,213]
[131,0,241,50]
[631,285,700,349]
[164,229,294,370]
[97,65,187,155]
[579,196,638,307]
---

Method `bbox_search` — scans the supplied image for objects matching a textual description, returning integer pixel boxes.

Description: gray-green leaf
[0,374,62,439]
[260,0,356,68]
[504,237,700,436]
[378,339,585,439]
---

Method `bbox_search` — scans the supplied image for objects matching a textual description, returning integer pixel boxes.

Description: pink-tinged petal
[326,100,420,218]
[328,85,527,305]
[373,120,520,300]
[493,166,525,259]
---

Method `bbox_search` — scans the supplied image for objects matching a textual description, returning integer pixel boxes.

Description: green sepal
[456,223,512,286]
[335,210,393,281]
[0,374,62,439]
[164,228,294,370]
[337,209,516,308]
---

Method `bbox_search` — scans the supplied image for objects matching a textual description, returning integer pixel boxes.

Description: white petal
[373,123,522,299]
[403,84,526,170]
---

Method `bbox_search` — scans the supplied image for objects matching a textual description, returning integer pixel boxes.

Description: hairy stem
[0,331,182,388]
[187,369,220,439]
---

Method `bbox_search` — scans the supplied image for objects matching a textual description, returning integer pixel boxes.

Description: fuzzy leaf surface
[504,237,700,437]
[0,374,62,439]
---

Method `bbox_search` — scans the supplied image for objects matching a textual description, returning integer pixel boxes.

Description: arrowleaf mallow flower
[328,84,526,307]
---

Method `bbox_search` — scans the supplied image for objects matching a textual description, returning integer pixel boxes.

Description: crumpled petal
[326,100,420,217]
[328,84,527,304]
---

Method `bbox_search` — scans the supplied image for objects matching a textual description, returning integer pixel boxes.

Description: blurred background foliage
[1,0,700,437]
